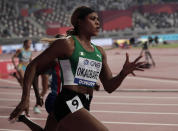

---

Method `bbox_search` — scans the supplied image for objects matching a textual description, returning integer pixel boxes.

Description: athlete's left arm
[97,46,144,93]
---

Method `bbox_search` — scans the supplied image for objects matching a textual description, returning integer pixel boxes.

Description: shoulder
[95,45,106,57]
[48,36,75,58]
[12,49,22,57]
[16,49,22,54]
[95,45,107,62]
[17,49,21,52]
[51,36,74,47]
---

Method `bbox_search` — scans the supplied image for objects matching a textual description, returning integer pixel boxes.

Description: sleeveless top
[50,62,62,95]
[59,35,102,88]
[18,48,32,62]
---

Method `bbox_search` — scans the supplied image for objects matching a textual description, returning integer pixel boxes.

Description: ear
[78,19,86,29]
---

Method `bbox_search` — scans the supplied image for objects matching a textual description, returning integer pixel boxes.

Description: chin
[93,32,99,36]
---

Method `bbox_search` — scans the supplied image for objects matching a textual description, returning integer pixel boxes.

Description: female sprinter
[9,6,144,131]
[11,39,32,86]
[16,33,101,131]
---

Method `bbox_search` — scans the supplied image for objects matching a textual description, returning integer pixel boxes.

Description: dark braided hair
[70,6,95,35]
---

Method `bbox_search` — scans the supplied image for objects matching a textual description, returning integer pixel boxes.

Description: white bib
[74,57,102,87]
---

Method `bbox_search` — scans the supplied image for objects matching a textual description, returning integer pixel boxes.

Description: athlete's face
[25,40,32,49]
[80,12,100,36]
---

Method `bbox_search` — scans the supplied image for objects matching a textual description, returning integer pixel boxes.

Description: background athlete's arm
[32,60,57,107]
[11,49,21,70]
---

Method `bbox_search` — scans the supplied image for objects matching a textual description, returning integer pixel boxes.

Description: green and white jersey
[59,35,102,88]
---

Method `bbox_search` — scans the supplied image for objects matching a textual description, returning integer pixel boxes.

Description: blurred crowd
[0,0,178,38]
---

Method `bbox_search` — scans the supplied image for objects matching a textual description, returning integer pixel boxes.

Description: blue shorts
[17,64,27,71]
[54,88,93,122]
[45,92,57,114]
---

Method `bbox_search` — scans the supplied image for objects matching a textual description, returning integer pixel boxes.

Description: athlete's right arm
[9,37,74,120]
[24,38,74,96]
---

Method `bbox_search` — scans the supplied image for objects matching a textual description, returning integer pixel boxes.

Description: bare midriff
[63,85,93,96]
[19,61,29,66]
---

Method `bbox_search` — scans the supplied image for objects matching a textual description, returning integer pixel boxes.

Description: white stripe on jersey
[60,60,77,86]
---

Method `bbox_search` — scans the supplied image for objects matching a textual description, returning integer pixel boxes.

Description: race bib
[74,57,102,87]
[66,96,83,113]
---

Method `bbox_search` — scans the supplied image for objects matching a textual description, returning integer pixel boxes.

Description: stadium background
[0,0,178,78]
[1,0,178,43]
[0,0,178,131]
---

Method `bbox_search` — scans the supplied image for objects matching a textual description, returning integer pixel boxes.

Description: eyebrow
[90,15,99,19]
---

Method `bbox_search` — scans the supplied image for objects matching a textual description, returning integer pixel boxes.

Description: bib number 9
[66,96,83,113]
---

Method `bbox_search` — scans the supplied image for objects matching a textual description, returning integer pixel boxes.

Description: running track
[0,48,178,131]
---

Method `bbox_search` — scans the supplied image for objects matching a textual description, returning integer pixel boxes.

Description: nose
[95,19,100,26]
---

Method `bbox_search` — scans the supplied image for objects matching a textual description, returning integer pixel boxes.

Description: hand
[36,96,44,107]
[94,82,100,91]
[9,100,30,121]
[122,53,145,76]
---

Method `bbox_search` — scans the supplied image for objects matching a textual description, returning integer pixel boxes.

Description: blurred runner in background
[11,39,32,87]
[140,41,156,68]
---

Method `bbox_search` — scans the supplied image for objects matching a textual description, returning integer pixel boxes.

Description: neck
[77,34,91,45]
[76,33,94,52]
[24,47,29,50]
